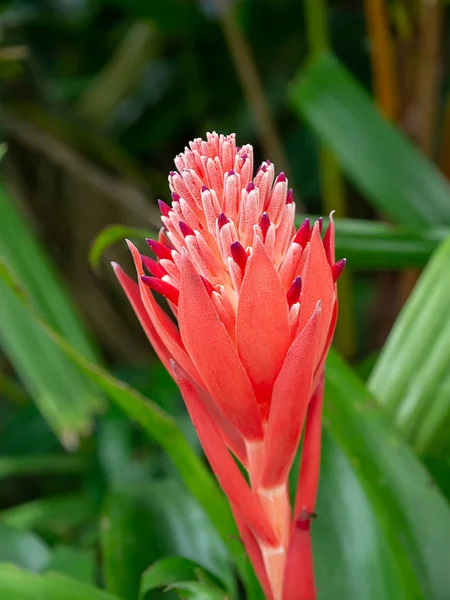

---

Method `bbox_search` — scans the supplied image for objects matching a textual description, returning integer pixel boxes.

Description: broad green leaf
[0,524,50,572]
[0,563,120,600]
[324,350,450,599]
[45,546,95,584]
[140,557,223,600]
[331,218,446,269]
[369,235,450,454]
[165,581,228,600]
[296,215,448,269]
[0,270,98,448]
[314,432,407,599]
[102,480,233,600]
[89,224,154,270]
[291,54,450,226]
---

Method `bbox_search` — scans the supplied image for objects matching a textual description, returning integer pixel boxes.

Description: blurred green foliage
[1,0,450,599]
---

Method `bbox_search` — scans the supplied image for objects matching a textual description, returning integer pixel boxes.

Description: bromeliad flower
[113,132,344,600]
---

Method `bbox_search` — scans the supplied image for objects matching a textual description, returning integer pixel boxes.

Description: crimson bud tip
[146,238,173,261]
[259,212,270,240]
[230,241,248,272]
[332,258,346,282]
[141,275,179,305]
[276,171,286,183]
[294,218,311,247]
[200,276,215,296]
[286,276,302,307]
[217,213,229,229]
[158,199,171,217]
[179,221,195,238]
[286,188,293,204]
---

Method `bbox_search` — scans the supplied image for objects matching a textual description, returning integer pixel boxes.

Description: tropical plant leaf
[369,234,450,454]
[291,54,450,226]
[89,224,155,270]
[139,557,224,600]
[0,563,120,600]
[102,480,233,600]
[0,266,99,447]
[324,349,450,600]
[0,524,50,572]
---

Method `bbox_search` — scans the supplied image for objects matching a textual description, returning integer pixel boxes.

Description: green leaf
[102,480,233,600]
[0,269,98,448]
[140,557,223,600]
[0,563,120,600]
[89,224,155,271]
[296,215,448,269]
[1,494,97,537]
[45,546,95,584]
[0,455,89,478]
[165,581,229,600]
[314,432,408,599]
[369,235,450,454]
[0,524,50,572]
[324,350,450,599]
[291,54,450,226]
[0,183,99,361]
[0,182,105,444]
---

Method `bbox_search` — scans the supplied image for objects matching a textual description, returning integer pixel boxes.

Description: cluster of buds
[113,132,344,600]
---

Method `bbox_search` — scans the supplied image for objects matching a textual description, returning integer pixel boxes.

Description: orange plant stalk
[113,133,343,600]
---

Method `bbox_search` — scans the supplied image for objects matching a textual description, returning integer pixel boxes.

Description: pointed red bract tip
[230,241,248,273]
[146,238,173,261]
[169,170,176,177]
[228,169,235,176]
[141,255,167,278]
[259,212,270,241]
[286,276,302,308]
[276,171,286,183]
[294,218,311,247]
[286,188,293,204]
[200,276,215,296]
[332,258,347,283]
[317,217,323,234]
[171,191,180,203]
[201,185,209,193]
[217,213,230,229]
[179,221,195,238]
[141,275,179,305]
[246,182,255,192]
[158,199,171,217]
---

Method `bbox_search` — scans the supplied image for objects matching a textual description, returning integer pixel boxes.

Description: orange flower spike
[113,132,343,600]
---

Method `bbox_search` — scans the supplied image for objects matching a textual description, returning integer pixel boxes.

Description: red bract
[113,132,343,600]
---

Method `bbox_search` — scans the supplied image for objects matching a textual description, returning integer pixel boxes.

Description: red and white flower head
[113,132,343,600]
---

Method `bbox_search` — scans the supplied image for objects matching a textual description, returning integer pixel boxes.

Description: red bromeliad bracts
[113,132,344,600]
